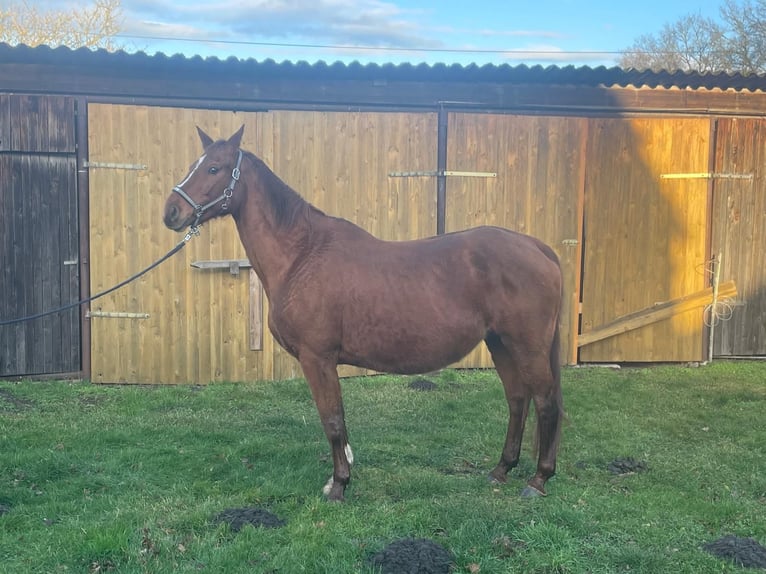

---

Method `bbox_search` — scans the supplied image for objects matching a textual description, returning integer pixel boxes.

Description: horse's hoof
[488,466,508,484]
[322,476,347,502]
[520,485,546,498]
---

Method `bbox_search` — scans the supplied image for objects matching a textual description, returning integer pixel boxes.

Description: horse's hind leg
[519,337,562,498]
[487,331,562,497]
[299,353,352,502]
[485,333,530,484]
[524,383,563,497]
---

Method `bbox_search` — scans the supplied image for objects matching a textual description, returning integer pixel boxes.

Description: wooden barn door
[0,95,80,376]
[711,117,766,356]
[445,113,586,366]
[87,105,435,383]
[580,118,710,362]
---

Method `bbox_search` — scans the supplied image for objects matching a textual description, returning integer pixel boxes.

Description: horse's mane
[245,150,324,229]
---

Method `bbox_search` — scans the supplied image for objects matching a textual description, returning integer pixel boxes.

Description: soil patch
[368,537,452,574]
[212,507,285,532]
[703,535,766,569]
[0,503,11,516]
[607,457,648,475]
[0,388,35,411]
[408,379,438,391]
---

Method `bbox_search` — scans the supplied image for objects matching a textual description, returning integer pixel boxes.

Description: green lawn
[1,362,764,573]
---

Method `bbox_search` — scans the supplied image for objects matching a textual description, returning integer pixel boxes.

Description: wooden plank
[191,259,251,271]
[249,270,263,351]
[579,280,737,347]
[569,119,589,364]
[0,95,9,151]
[0,155,13,374]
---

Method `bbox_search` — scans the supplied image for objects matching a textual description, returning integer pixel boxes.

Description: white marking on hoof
[322,443,353,497]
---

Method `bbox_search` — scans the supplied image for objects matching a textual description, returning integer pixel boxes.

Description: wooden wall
[87,104,435,383]
[84,103,766,383]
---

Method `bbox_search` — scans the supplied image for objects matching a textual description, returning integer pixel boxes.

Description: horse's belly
[339,320,485,375]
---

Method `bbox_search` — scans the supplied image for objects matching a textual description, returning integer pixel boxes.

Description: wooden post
[436,106,448,235]
[249,270,263,351]
[76,97,91,380]
[707,253,722,363]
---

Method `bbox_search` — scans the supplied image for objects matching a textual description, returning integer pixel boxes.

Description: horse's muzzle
[163,200,190,231]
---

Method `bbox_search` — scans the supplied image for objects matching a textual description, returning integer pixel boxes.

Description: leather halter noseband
[172,149,243,230]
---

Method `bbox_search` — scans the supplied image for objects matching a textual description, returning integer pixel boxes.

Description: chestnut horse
[163,126,564,501]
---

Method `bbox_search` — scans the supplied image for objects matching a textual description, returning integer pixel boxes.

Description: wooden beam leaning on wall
[578,280,737,348]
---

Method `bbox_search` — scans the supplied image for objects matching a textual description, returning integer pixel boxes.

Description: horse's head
[163,125,246,231]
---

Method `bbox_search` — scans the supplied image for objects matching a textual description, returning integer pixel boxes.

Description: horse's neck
[232,169,317,297]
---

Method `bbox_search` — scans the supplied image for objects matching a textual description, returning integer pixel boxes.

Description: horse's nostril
[164,204,181,228]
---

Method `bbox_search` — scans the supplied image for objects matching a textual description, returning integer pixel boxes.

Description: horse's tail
[530,321,564,455]
[532,261,565,459]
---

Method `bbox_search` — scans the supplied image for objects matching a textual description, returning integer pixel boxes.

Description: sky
[75,0,725,67]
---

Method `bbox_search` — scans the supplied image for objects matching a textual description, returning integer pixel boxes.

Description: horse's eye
[208,166,219,174]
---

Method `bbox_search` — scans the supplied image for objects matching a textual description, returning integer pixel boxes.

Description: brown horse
[163,126,564,501]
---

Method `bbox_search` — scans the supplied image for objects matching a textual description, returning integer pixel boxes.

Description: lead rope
[0,226,199,327]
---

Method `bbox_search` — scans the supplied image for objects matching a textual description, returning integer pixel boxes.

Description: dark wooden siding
[0,94,76,153]
[711,118,766,356]
[0,95,80,377]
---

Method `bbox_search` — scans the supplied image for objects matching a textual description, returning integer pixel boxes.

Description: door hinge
[83,161,147,171]
[86,311,149,319]
[389,170,496,178]
[660,172,753,180]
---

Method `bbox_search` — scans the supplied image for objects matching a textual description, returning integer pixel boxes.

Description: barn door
[711,118,766,356]
[579,118,710,362]
[445,113,586,366]
[0,95,80,376]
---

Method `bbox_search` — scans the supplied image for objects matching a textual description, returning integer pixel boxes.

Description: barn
[1,43,765,383]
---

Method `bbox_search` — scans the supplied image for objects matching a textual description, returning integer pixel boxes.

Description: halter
[172,149,243,230]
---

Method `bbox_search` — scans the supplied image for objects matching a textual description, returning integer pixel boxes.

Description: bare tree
[720,0,766,72]
[0,0,123,50]
[619,1,766,73]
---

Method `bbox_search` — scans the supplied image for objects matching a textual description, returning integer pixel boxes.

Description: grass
[0,362,764,573]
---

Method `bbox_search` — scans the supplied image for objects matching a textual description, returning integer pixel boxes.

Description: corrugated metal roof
[2,42,766,92]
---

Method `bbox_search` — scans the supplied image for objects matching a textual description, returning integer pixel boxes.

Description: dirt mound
[607,457,648,475]
[212,507,285,532]
[368,537,452,574]
[703,535,766,569]
[408,379,438,391]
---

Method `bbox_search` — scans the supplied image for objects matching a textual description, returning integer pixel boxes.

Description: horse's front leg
[299,353,353,502]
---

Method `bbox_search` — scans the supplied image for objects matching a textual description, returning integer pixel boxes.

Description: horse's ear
[228,125,245,148]
[196,126,214,149]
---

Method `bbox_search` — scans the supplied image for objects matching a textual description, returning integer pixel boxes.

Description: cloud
[499,44,614,64]
[121,0,440,48]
